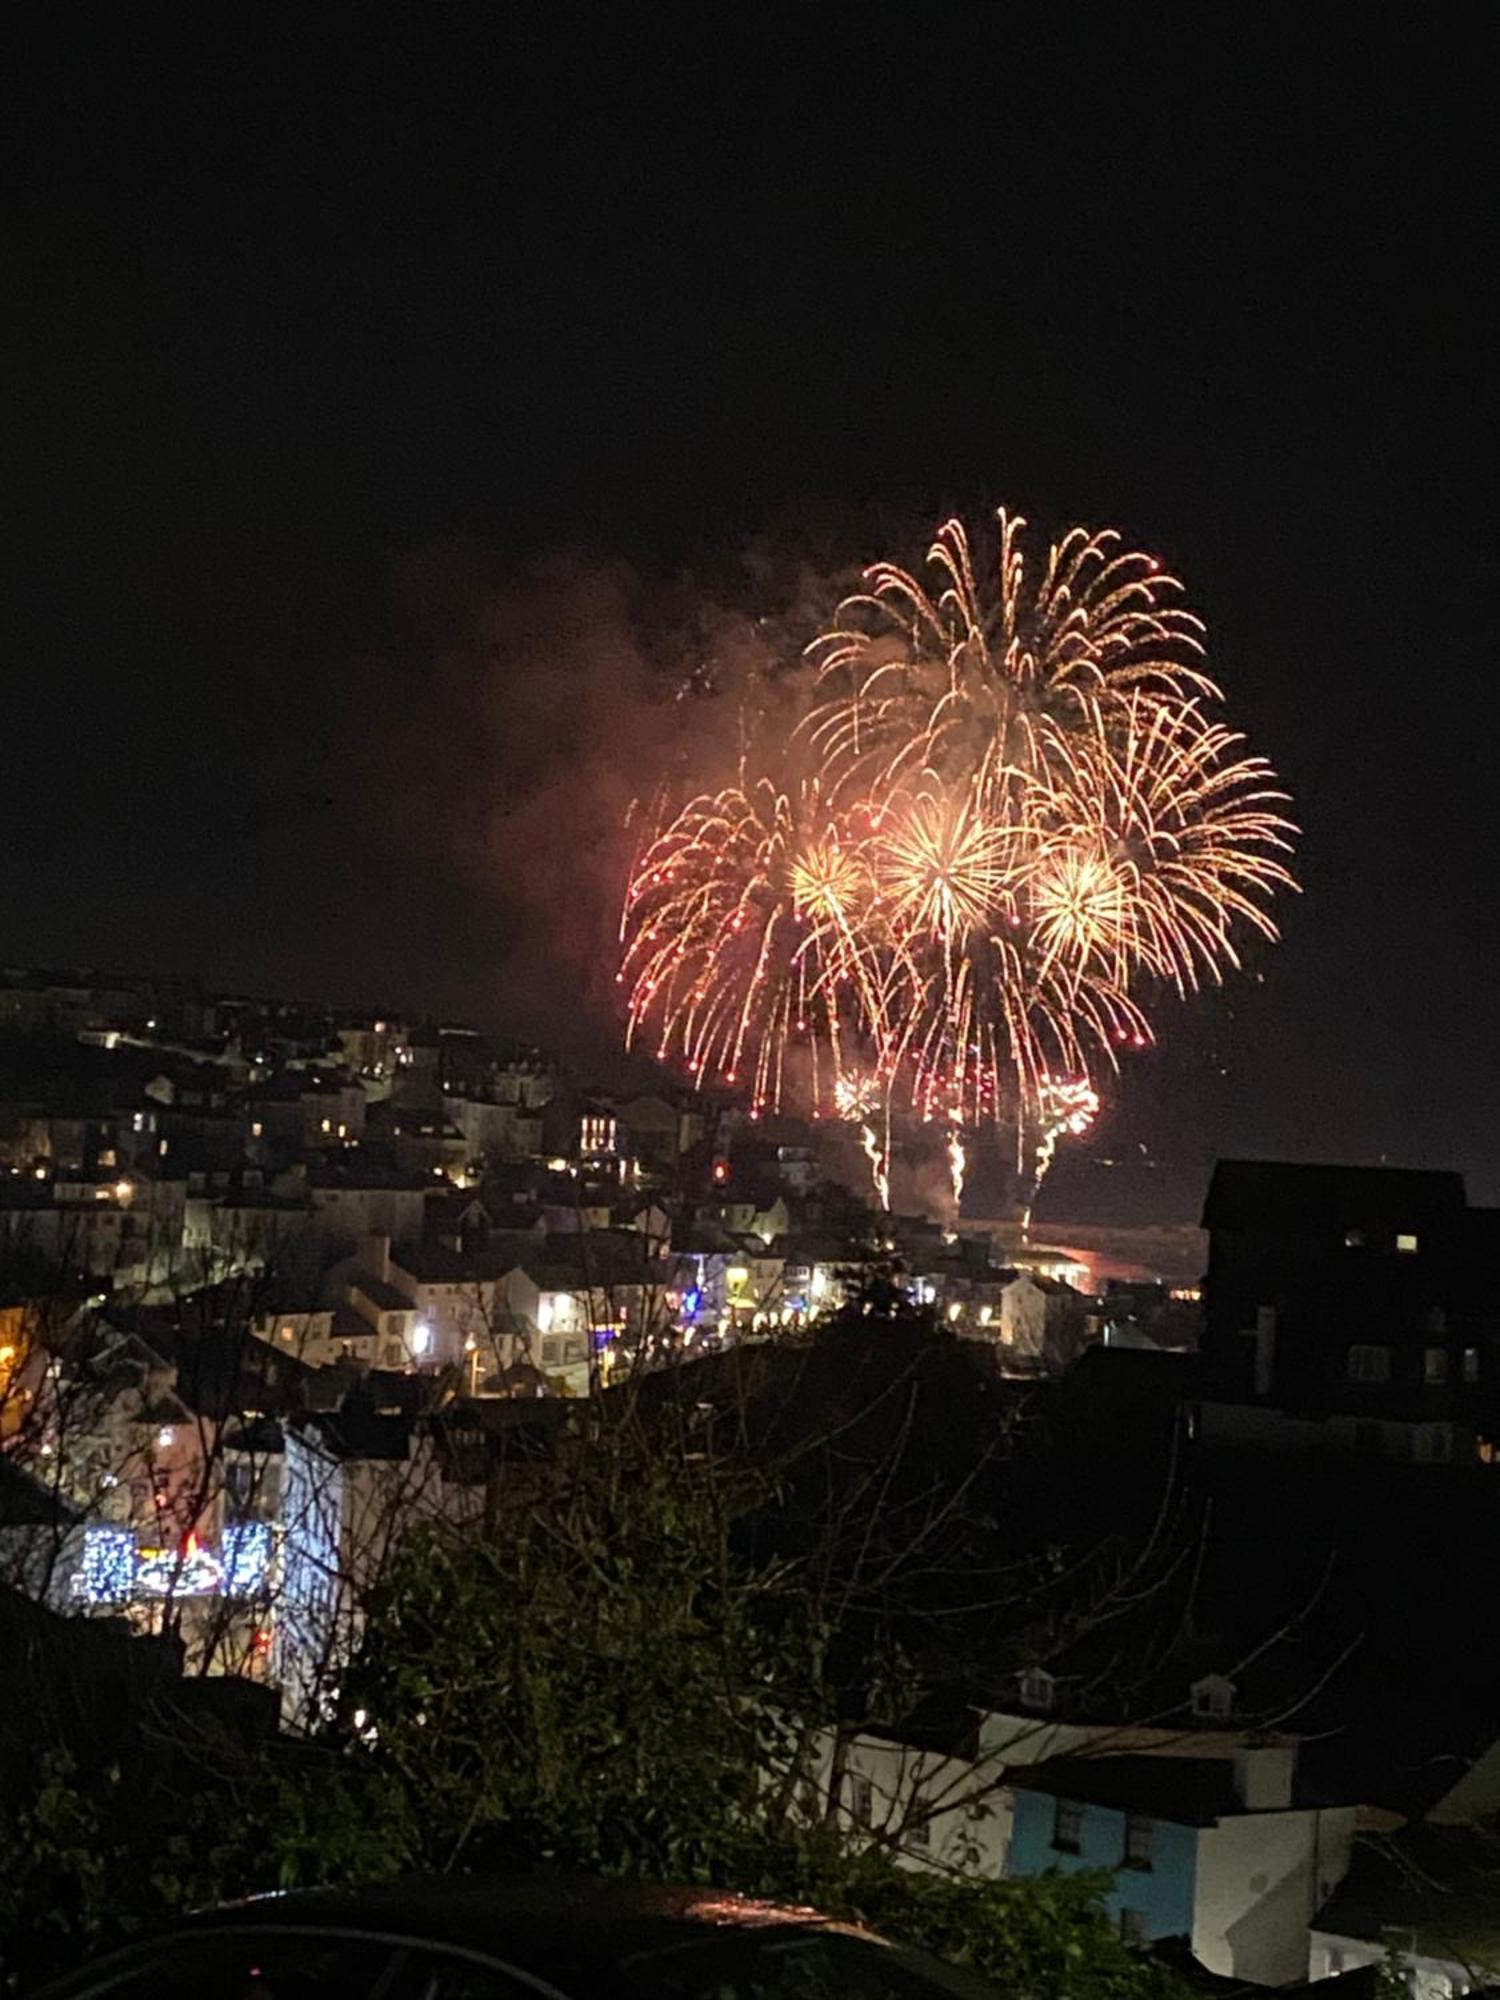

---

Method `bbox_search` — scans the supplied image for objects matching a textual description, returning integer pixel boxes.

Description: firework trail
[946,1118,967,1213]
[860,1121,891,1214]
[1020,1075,1101,1237]
[620,509,1297,1199]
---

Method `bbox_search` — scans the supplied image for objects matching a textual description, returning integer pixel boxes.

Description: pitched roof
[1007,1753,1301,1825]
[1202,1160,1466,1232]
[1315,1827,1500,1968]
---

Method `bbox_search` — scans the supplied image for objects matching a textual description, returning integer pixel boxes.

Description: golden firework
[620,510,1297,1161]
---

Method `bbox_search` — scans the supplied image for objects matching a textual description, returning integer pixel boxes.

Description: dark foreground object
[33,1873,1003,1997]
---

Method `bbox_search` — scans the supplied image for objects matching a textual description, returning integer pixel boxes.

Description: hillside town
[4,967,1500,1990]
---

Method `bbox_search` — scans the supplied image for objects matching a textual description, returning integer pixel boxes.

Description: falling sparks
[620,509,1297,1187]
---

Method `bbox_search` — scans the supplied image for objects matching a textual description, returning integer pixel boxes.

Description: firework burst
[619,509,1297,1194]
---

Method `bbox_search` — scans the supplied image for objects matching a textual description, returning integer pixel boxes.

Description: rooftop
[1316,1826,1500,1969]
[1202,1159,1467,1233]
[1006,1753,1313,1825]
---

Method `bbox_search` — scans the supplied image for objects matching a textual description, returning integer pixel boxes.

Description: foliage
[0,1314,1192,1997]
[0,1749,121,1965]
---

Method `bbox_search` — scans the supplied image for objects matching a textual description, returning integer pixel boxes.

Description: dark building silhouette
[1199,1160,1500,1463]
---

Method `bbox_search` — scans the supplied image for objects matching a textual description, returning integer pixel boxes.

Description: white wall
[1193,1807,1355,1985]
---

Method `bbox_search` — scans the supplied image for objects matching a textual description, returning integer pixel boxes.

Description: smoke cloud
[366,547,845,1067]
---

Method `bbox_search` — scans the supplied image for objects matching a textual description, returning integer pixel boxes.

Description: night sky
[5,16,1493,1214]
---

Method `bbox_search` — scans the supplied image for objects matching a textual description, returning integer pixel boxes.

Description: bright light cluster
[621,511,1297,1158]
[73,1523,136,1605]
[72,1521,275,1604]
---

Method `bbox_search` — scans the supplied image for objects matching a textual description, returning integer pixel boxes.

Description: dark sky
[4,14,1495,1213]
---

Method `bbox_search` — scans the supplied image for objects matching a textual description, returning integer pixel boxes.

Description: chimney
[1233,1739,1297,1811]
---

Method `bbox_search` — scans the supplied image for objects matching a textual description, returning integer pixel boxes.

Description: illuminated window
[1425,1347,1448,1385]
[1052,1798,1083,1854]
[250,1121,263,1138]
[1396,1233,1419,1254]
[320,1118,331,1134]
[1343,1229,1365,1249]
[1347,1344,1391,1384]
[1464,1347,1481,1385]
[580,1114,617,1155]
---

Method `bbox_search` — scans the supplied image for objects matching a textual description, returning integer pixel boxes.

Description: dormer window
[1190,1673,1236,1721]
[1019,1666,1056,1713]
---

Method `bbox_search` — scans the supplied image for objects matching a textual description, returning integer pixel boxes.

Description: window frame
[1052,1796,1083,1854]
[1123,1811,1154,1871]
[1347,1343,1391,1384]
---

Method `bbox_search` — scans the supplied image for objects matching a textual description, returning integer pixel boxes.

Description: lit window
[1052,1798,1083,1853]
[1464,1348,1481,1385]
[1343,1229,1365,1249]
[1396,1233,1419,1254]
[1425,1347,1448,1385]
[280,1325,295,1343]
[320,1118,331,1134]
[156,1426,174,1449]
[251,1121,263,1138]
[1348,1344,1391,1384]
[411,1322,432,1357]
[1124,1813,1154,1870]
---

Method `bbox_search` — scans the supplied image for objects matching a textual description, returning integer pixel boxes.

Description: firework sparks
[946,1119,967,1213]
[833,1070,882,1122]
[860,1122,891,1213]
[620,509,1297,1203]
[1021,1074,1101,1236]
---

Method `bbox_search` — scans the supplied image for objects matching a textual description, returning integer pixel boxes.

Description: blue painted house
[1006,1746,1355,1986]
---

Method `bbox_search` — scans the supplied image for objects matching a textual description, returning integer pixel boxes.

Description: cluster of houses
[6,973,1500,1986]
